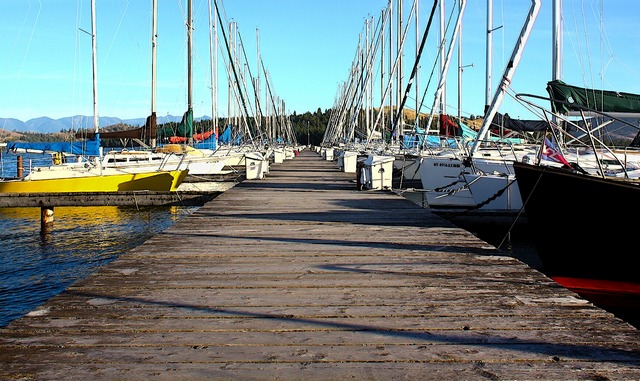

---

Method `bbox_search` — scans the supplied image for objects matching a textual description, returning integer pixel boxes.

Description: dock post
[40,206,54,230]
[17,156,24,178]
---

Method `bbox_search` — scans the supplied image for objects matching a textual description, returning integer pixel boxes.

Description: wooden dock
[0,189,222,208]
[1,148,639,380]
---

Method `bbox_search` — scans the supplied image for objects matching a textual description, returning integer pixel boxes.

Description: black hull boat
[513,161,640,323]
[514,161,640,282]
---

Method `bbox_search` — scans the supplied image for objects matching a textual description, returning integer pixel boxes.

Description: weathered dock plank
[1,148,639,380]
[0,190,221,208]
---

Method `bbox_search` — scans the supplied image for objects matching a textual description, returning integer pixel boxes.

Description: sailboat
[0,0,188,194]
[513,146,640,314]
[512,0,640,314]
[72,0,229,179]
[416,0,541,216]
[0,161,187,193]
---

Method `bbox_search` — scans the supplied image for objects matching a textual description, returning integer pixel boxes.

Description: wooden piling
[16,155,23,178]
[40,206,54,230]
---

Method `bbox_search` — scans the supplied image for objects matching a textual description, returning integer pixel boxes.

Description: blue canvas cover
[193,133,218,150]
[6,135,102,156]
[218,125,232,144]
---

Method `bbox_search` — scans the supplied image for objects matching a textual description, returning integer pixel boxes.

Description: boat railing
[158,151,185,172]
[516,92,640,178]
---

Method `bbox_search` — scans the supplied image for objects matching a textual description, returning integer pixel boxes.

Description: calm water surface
[1,150,52,178]
[0,151,199,327]
[0,205,198,327]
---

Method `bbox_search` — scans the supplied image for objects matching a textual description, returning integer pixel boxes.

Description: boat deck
[1,148,639,380]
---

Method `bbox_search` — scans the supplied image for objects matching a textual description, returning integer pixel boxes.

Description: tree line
[3,108,332,147]
[290,108,331,146]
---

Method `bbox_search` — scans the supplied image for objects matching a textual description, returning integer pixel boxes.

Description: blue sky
[1,0,639,125]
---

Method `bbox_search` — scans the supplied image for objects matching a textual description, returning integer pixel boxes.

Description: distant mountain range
[0,115,212,134]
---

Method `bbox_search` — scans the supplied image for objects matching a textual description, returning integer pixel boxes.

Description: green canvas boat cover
[158,108,193,139]
[546,80,640,115]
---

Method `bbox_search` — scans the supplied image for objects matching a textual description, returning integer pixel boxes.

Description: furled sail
[7,135,102,156]
[158,109,193,142]
[75,113,156,141]
[490,112,548,132]
[547,80,640,115]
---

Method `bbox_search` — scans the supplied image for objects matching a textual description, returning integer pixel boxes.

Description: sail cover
[6,135,101,156]
[547,80,640,115]
[491,112,547,132]
[158,109,194,141]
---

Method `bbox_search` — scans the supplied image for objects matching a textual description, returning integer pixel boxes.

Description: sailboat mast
[485,0,493,113]
[415,0,420,129]
[471,0,541,156]
[151,0,158,147]
[208,0,218,142]
[457,0,463,123]
[388,0,393,139]
[256,28,262,133]
[552,0,562,82]
[394,0,441,133]
[438,0,445,117]
[91,0,98,135]
[187,0,194,146]
[551,0,562,140]
[380,8,386,139]
[397,0,403,139]
[425,0,466,134]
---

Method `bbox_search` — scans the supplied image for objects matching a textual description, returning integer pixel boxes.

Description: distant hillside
[0,114,212,134]
[0,128,24,142]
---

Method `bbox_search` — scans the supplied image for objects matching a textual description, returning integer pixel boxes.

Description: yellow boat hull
[0,170,188,193]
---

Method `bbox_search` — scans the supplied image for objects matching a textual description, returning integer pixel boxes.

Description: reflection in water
[0,205,197,327]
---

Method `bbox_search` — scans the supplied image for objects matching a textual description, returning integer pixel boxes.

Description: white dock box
[284,148,295,159]
[342,151,359,173]
[322,147,334,161]
[362,155,394,190]
[272,149,285,164]
[245,153,268,179]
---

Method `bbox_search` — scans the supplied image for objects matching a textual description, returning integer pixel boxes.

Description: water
[0,151,202,327]
[0,150,53,178]
[0,205,198,327]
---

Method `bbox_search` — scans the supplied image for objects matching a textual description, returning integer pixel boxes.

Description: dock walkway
[1,149,639,380]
